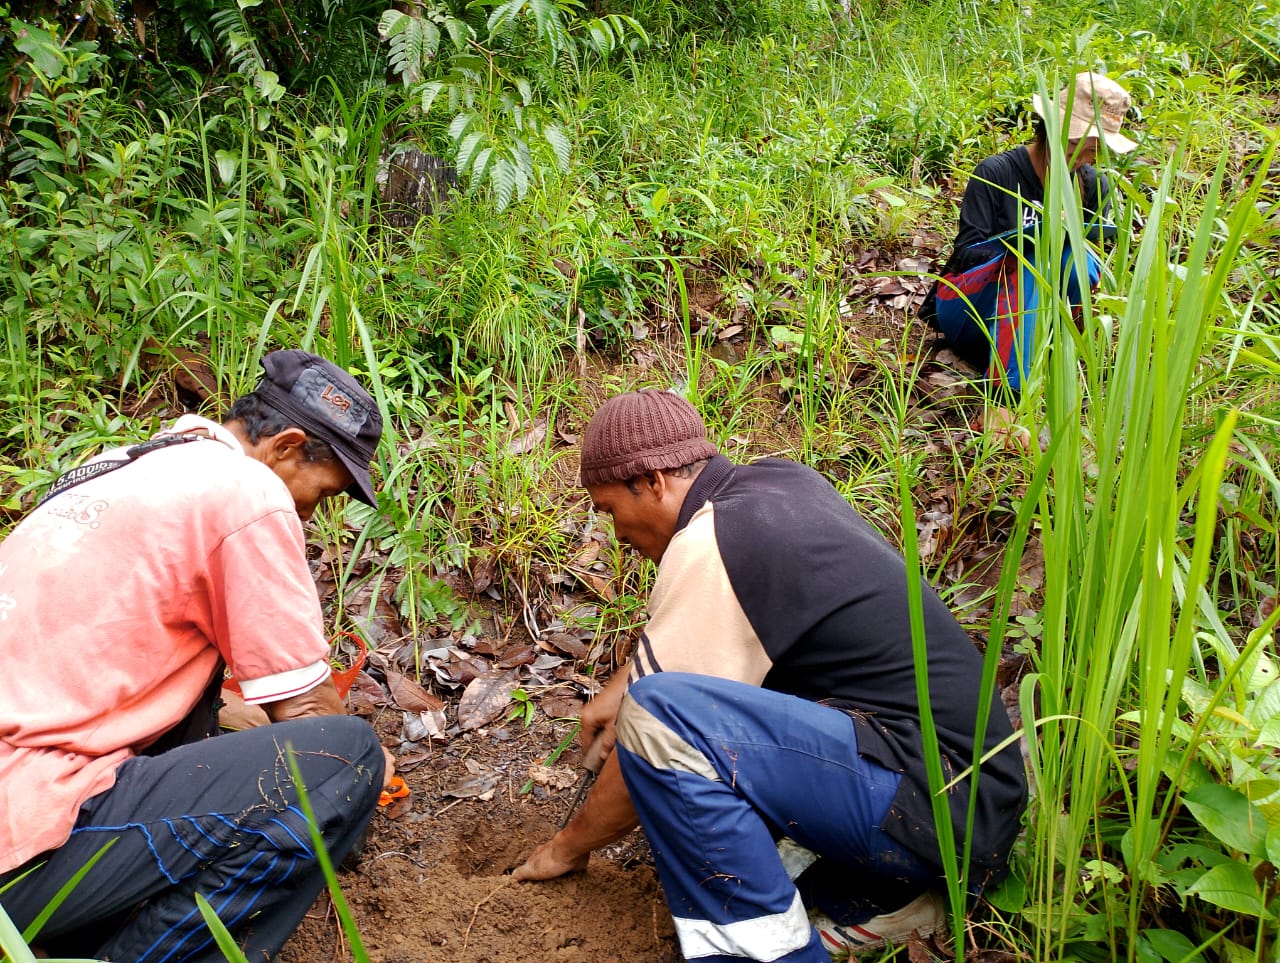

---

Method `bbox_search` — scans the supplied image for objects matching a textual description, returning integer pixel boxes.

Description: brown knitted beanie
[579,389,718,486]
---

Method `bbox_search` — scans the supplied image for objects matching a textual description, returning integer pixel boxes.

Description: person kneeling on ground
[919,71,1137,444]
[0,350,395,962]
[514,389,1027,961]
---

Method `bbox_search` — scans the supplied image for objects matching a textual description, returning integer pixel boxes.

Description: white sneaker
[810,890,946,957]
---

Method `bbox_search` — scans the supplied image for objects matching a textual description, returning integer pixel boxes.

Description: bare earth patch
[279,717,679,963]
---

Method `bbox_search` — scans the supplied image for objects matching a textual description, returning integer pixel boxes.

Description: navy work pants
[0,716,383,962]
[615,673,936,962]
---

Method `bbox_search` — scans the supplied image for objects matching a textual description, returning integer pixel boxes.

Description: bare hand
[218,688,270,731]
[382,747,397,789]
[577,691,619,770]
[512,834,590,881]
[977,405,1032,452]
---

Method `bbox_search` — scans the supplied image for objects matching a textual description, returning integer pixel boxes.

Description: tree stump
[376,144,458,229]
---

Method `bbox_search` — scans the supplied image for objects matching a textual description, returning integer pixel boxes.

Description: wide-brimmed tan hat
[1033,72,1137,154]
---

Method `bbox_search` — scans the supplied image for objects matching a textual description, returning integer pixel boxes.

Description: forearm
[556,753,639,857]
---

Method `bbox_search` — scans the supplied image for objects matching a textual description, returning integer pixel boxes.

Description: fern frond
[485,0,526,38]
[456,129,487,173]
[209,1,283,101]
[543,122,570,172]
[578,14,649,56]
[172,0,218,64]
[442,16,473,52]
[378,10,443,86]
[420,80,446,115]
[491,157,516,211]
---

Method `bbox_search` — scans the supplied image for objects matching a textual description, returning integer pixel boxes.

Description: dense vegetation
[2,0,1278,959]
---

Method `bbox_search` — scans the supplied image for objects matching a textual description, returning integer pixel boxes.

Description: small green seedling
[508,688,536,727]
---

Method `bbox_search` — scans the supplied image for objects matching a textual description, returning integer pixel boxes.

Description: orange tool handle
[378,776,410,807]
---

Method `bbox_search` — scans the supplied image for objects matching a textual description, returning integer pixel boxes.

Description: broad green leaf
[491,159,516,212]
[214,150,238,185]
[1237,775,1280,803]
[983,871,1026,912]
[471,147,494,182]
[1079,911,1111,941]
[1161,749,1212,792]
[1268,824,1280,864]
[1256,715,1280,749]
[1183,783,1268,855]
[1141,928,1201,962]
[1134,934,1163,963]
[447,112,473,140]
[12,20,63,77]
[1185,861,1269,918]
[253,69,283,103]
[444,17,471,49]
[1250,676,1280,729]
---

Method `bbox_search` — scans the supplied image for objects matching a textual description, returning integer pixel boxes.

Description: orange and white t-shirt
[0,416,331,872]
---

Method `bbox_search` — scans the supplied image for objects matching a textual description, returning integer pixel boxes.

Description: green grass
[2,0,1278,957]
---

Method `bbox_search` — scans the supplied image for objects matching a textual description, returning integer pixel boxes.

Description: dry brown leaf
[429,650,491,687]
[1255,593,1278,628]
[381,792,413,819]
[538,693,585,720]
[1019,539,1046,593]
[457,670,521,731]
[507,416,549,456]
[442,770,501,799]
[571,540,601,567]
[401,707,448,743]
[905,937,930,963]
[871,277,908,297]
[526,764,580,790]
[346,589,405,648]
[496,644,537,669]
[539,631,588,660]
[572,570,616,603]
[347,672,389,715]
[385,669,444,712]
[395,750,432,773]
[469,555,497,596]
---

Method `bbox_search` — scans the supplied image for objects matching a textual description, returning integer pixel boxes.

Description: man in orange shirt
[0,350,393,962]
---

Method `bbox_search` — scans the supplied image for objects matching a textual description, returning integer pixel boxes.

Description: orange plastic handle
[378,775,410,806]
[328,630,368,699]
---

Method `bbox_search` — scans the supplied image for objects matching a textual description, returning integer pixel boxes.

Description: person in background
[919,72,1136,444]
[0,350,394,963]
[514,389,1027,961]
